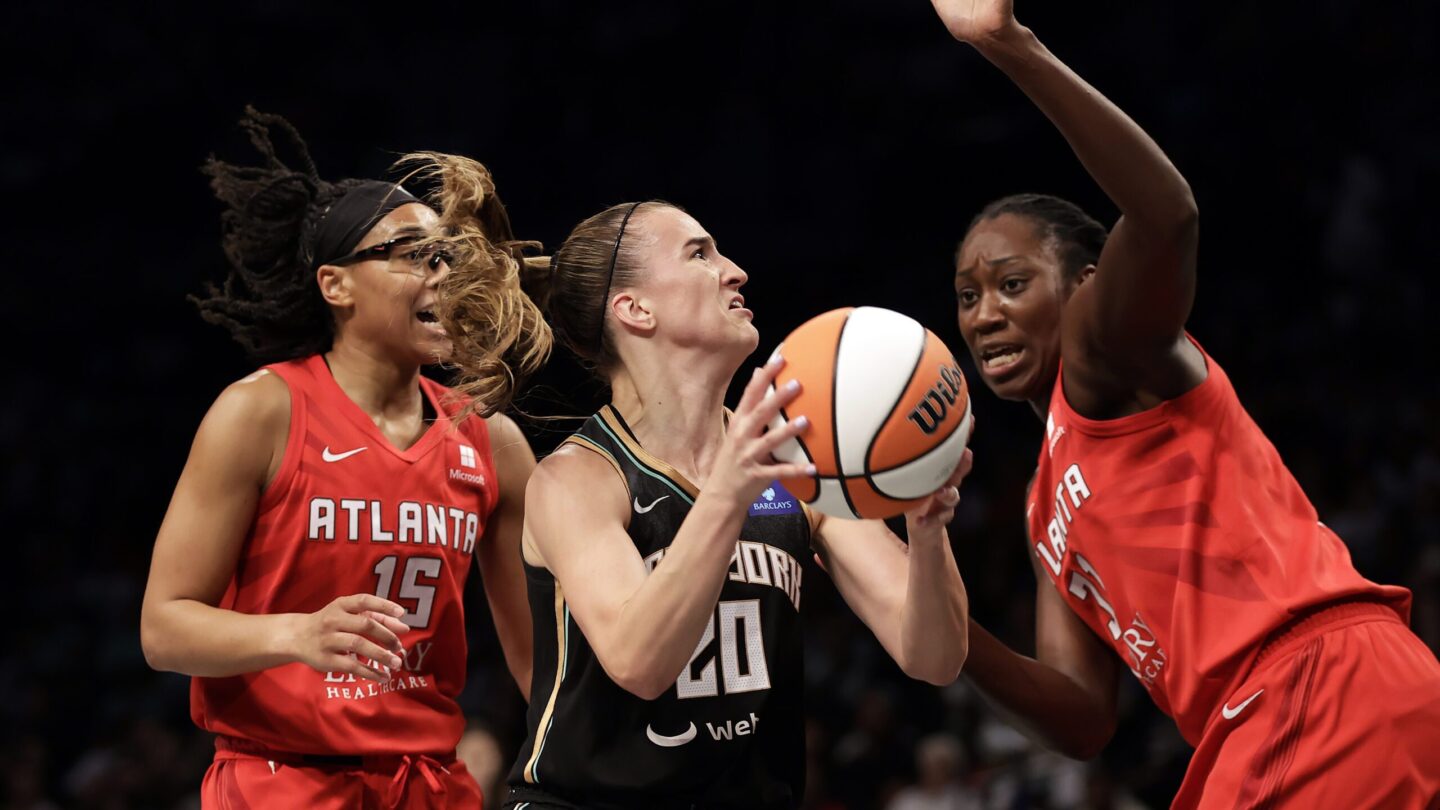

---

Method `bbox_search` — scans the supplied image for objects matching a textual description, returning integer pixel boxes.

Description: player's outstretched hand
[709,355,817,509]
[286,594,412,682]
[929,0,1020,46]
[904,448,974,534]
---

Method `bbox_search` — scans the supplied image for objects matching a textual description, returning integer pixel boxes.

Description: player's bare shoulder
[221,367,289,412]
[521,441,632,569]
[201,369,292,486]
[528,441,631,529]
[532,441,630,505]
[483,411,528,456]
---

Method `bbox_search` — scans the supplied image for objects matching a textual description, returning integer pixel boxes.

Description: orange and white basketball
[767,307,973,520]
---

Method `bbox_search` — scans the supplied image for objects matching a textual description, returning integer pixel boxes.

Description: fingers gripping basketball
[766,307,974,520]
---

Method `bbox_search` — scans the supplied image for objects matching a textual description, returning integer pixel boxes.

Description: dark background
[3,1,1438,808]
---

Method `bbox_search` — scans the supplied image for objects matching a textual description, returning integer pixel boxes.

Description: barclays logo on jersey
[749,483,799,516]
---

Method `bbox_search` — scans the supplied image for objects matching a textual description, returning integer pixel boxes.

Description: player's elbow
[901,621,969,685]
[609,667,672,701]
[602,653,674,701]
[1056,735,1107,762]
[1170,198,1199,244]
[909,668,961,687]
[1154,194,1199,246]
[139,613,174,673]
[1131,191,1199,249]
[903,645,968,686]
[1050,719,1115,761]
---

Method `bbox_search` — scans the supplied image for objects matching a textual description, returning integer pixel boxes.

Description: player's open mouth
[416,309,445,333]
[728,295,752,317]
[980,344,1024,373]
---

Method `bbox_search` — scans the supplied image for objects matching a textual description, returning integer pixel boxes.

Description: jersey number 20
[676,599,771,699]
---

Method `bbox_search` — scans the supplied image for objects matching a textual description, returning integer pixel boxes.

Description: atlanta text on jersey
[1031,462,1171,688]
[1034,462,1091,578]
[306,498,480,555]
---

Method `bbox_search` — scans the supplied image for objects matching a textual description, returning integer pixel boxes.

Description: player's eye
[957,289,978,306]
[1002,277,1027,294]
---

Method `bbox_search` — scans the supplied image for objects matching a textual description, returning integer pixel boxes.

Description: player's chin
[412,334,453,365]
[974,362,1018,398]
[985,369,1044,403]
[730,319,760,351]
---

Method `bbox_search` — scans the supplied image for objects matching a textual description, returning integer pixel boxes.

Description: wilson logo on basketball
[906,364,966,435]
[765,306,974,520]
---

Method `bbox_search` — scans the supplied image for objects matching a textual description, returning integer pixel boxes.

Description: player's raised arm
[140,373,409,681]
[931,0,1201,397]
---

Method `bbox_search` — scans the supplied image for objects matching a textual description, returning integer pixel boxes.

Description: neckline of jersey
[309,354,452,464]
[598,404,704,500]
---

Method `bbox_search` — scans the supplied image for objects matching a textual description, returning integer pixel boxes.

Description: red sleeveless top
[190,354,499,754]
[1026,339,1409,744]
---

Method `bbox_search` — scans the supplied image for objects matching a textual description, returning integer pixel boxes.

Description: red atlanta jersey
[190,354,499,755]
[1026,339,1410,745]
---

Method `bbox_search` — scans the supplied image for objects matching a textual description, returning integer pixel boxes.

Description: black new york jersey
[507,405,812,810]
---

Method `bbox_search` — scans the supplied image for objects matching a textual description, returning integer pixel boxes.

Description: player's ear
[611,290,656,336]
[1064,263,1097,298]
[317,264,354,308]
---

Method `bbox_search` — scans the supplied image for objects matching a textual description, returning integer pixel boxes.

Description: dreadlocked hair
[192,106,362,363]
[396,152,554,419]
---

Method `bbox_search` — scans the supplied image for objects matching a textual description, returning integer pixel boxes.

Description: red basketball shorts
[201,736,484,809]
[1174,603,1440,809]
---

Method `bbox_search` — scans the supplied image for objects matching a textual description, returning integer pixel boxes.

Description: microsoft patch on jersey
[749,482,800,516]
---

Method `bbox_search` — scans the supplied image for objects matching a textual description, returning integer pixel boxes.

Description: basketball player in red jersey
[140,110,550,808]
[930,1,1440,806]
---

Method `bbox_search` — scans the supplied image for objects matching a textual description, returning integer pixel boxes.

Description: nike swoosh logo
[321,446,368,463]
[633,495,669,514]
[645,722,697,747]
[1221,688,1264,720]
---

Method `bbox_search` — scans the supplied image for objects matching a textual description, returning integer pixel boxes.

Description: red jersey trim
[304,354,454,465]
[256,366,305,515]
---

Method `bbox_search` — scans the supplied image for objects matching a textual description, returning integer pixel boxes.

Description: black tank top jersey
[507,405,812,810]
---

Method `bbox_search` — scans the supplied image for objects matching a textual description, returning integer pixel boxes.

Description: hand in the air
[929,0,1021,46]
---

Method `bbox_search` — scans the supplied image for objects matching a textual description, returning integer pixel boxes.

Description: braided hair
[963,193,1109,281]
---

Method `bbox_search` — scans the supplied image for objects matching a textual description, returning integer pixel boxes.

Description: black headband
[596,201,645,346]
[312,181,425,268]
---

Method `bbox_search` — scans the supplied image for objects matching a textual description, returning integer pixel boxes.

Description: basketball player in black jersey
[432,189,974,809]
